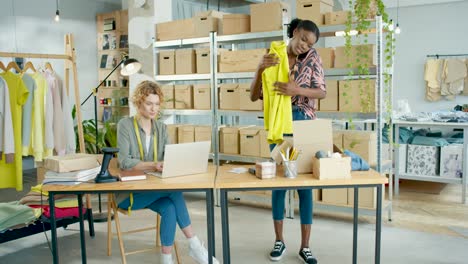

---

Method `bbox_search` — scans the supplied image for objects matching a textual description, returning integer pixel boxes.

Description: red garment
[29,205,86,219]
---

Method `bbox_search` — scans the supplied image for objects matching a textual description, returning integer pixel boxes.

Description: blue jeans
[118,192,191,246]
[271,108,314,224]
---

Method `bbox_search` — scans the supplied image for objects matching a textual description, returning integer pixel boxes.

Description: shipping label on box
[240,126,261,157]
[178,125,195,143]
[319,80,338,111]
[196,48,211,74]
[296,0,334,26]
[219,83,240,110]
[219,49,267,73]
[220,127,240,154]
[159,50,175,75]
[322,188,348,206]
[324,10,350,25]
[293,120,333,173]
[194,10,224,37]
[250,2,289,32]
[440,144,463,178]
[156,18,195,41]
[342,130,377,167]
[174,85,193,109]
[161,85,175,109]
[222,14,250,35]
[166,124,179,144]
[175,49,196,74]
[335,44,376,68]
[406,144,440,176]
[338,79,376,113]
[312,156,351,180]
[193,84,211,110]
[239,83,262,111]
[315,47,334,69]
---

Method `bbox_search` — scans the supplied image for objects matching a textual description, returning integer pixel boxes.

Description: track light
[54,0,60,22]
[388,19,394,31]
[395,24,401,34]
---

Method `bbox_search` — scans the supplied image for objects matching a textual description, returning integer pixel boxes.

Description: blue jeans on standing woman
[118,192,191,246]
[271,107,313,224]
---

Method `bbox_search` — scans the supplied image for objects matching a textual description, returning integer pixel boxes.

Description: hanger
[0,61,6,72]
[6,61,22,73]
[22,61,37,73]
[45,61,54,72]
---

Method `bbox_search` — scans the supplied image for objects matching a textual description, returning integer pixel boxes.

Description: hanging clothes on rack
[21,74,36,156]
[52,71,75,155]
[28,72,48,161]
[442,59,466,100]
[424,58,442,102]
[43,69,65,156]
[0,77,14,163]
[0,71,29,191]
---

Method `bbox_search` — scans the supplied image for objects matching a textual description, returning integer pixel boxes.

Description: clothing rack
[0,34,85,152]
[426,53,468,59]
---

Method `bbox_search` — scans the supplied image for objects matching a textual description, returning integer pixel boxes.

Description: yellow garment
[31,184,48,195]
[262,41,293,144]
[0,71,29,191]
[28,73,47,161]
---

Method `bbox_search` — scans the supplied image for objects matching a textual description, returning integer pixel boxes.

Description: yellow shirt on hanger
[0,71,29,191]
[29,73,47,161]
[262,41,293,144]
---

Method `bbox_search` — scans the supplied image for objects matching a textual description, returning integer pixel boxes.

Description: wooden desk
[215,164,387,264]
[43,165,217,264]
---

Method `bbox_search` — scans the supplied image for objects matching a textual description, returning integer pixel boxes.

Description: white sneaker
[189,237,219,264]
[161,253,174,264]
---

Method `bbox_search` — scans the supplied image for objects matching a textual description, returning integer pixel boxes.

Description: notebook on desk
[146,141,211,178]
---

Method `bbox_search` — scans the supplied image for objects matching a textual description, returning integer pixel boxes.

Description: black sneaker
[298,248,318,264]
[269,240,286,261]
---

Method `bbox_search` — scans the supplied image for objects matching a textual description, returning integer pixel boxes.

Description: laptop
[147,141,211,178]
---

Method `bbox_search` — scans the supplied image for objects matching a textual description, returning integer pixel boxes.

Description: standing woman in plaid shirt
[250,18,326,264]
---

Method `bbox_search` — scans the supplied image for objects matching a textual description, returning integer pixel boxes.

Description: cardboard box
[319,80,338,111]
[333,130,344,150]
[166,124,179,144]
[161,85,174,109]
[315,47,334,69]
[312,154,351,180]
[156,18,195,41]
[36,162,46,184]
[196,48,211,74]
[193,84,211,110]
[440,144,463,178]
[342,130,377,167]
[222,14,250,35]
[348,187,384,209]
[219,83,240,110]
[159,50,175,75]
[324,10,350,25]
[44,154,99,173]
[293,120,333,173]
[259,129,270,158]
[250,2,289,32]
[334,44,376,69]
[178,125,195,143]
[296,0,334,26]
[174,85,193,109]
[175,49,196,74]
[195,126,212,145]
[220,126,239,154]
[338,79,376,113]
[322,189,348,206]
[407,145,440,176]
[219,49,267,73]
[240,126,262,157]
[194,10,224,37]
[239,83,262,111]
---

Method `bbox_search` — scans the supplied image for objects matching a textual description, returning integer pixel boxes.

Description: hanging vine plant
[343,0,396,144]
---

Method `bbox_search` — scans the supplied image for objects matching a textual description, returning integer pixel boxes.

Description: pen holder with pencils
[283,160,297,179]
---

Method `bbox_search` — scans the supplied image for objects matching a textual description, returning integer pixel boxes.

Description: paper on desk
[228,167,248,174]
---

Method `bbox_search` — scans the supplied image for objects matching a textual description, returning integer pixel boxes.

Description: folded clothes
[343,150,370,171]
[29,205,86,219]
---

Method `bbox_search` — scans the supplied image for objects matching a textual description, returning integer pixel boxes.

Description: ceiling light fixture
[395,0,401,34]
[55,0,60,22]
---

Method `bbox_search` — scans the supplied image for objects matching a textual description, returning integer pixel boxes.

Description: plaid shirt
[290,48,326,119]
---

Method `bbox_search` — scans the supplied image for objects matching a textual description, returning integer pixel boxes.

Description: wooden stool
[107,194,181,264]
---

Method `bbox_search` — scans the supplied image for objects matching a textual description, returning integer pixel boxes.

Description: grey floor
[1,192,468,264]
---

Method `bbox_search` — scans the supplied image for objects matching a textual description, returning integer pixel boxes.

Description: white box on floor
[406,145,440,176]
[440,144,463,178]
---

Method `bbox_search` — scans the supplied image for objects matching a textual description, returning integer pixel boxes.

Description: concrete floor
[1,193,468,264]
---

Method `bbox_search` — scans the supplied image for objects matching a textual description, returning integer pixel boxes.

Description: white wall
[389,1,468,112]
[0,0,122,120]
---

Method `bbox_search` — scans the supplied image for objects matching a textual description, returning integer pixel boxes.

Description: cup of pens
[280,147,300,179]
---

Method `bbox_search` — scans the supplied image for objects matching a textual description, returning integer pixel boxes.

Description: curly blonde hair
[131,80,164,108]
